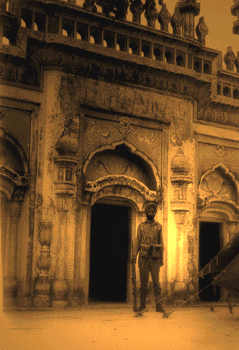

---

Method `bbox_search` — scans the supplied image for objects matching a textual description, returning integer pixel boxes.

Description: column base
[51,300,68,308]
[33,295,51,308]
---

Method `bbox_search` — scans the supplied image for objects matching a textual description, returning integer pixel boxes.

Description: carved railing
[0,0,208,46]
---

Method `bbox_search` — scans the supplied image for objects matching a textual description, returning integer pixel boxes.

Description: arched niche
[0,128,29,200]
[83,143,159,201]
[198,162,239,215]
[198,162,239,245]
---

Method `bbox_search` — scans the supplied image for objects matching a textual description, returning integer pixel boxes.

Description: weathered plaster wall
[32,69,197,306]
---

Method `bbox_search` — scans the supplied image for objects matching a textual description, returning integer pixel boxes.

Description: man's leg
[150,259,165,312]
[138,257,150,312]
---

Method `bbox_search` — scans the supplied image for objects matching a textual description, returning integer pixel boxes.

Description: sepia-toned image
[1,1,239,349]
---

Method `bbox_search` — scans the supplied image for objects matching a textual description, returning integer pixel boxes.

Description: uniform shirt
[133,220,164,259]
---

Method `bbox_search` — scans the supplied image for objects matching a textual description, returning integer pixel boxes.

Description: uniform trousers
[139,257,162,296]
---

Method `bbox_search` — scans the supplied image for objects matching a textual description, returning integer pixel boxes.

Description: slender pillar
[51,197,69,308]
[3,201,21,308]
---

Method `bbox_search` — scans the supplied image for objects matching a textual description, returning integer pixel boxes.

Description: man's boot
[155,293,165,313]
[137,288,148,312]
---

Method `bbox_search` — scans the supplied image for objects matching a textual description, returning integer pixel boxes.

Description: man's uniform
[133,218,164,311]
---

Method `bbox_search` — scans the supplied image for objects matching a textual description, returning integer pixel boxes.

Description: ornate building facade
[1,0,239,309]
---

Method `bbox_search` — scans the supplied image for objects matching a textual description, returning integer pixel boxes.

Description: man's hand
[131,257,137,265]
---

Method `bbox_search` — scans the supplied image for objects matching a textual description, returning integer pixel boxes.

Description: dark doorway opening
[89,203,130,302]
[199,221,222,301]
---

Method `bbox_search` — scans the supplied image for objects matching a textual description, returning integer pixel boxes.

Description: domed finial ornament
[55,115,79,157]
[171,147,190,175]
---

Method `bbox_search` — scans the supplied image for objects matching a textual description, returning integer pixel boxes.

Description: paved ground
[1,304,239,350]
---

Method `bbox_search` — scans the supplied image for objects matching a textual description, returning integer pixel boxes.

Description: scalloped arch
[0,127,29,175]
[83,140,160,188]
[198,162,239,220]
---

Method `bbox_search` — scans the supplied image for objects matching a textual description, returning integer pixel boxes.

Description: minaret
[177,0,200,39]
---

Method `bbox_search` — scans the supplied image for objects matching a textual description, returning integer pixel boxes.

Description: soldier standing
[132,202,165,313]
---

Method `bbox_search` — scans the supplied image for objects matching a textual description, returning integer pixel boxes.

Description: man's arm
[159,224,164,266]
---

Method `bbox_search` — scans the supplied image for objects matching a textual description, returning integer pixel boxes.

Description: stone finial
[196,16,208,45]
[115,0,129,21]
[55,115,79,157]
[224,46,236,72]
[130,0,144,24]
[158,3,171,32]
[96,0,114,17]
[83,0,97,12]
[144,0,158,28]
[235,51,239,73]
[171,4,183,36]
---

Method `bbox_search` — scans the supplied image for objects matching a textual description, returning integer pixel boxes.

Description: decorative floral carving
[117,117,133,137]
[198,163,239,210]
[215,146,225,162]
[89,183,155,209]
[85,174,156,200]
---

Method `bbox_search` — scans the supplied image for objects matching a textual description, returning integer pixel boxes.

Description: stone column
[51,197,70,308]
[51,115,79,308]
[3,201,21,308]
[170,146,192,298]
[73,202,91,306]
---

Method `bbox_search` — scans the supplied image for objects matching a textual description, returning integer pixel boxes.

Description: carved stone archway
[198,162,239,243]
[74,142,161,305]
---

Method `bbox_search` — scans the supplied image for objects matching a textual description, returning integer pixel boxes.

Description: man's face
[146,206,156,220]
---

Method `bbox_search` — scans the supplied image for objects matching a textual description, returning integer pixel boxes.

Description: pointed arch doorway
[89,200,132,303]
[199,221,222,301]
